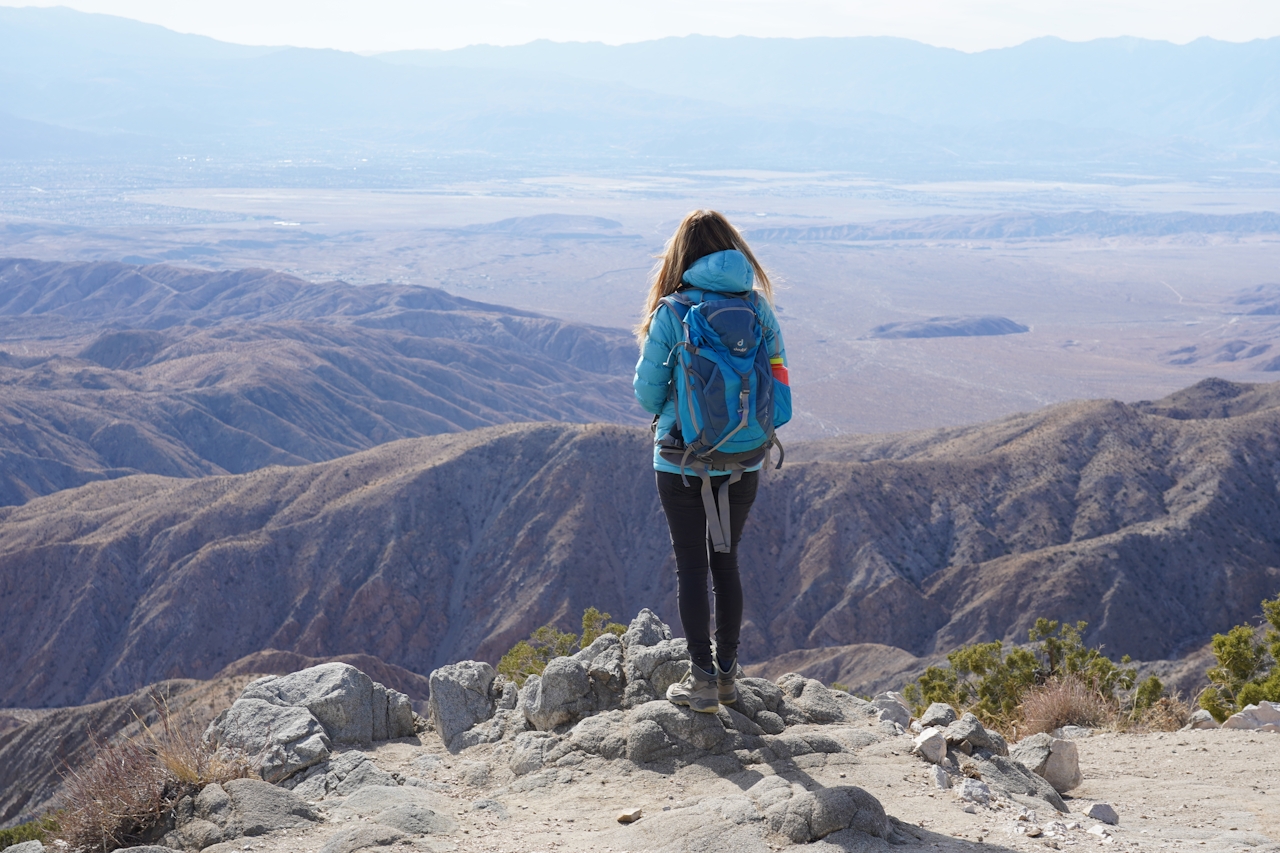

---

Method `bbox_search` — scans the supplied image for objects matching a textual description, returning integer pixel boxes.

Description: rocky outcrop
[163,779,320,851]
[205,663,414,783]
[427,661,499,749]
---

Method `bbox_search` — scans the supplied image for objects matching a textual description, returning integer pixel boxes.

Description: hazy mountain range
[2,6,1278,177]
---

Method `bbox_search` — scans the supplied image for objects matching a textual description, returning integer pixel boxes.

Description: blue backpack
[656,289,792,552]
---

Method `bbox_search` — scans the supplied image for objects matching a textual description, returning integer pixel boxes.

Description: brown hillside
[0,259,642,505]
[3,378,1280,710]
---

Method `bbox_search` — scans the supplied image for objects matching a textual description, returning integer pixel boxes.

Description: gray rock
[955,778,991,804]
[626,718,677,764]
[1053,725,1094,738]
[119,848,183,853]
[428,660,497,750]
[1085,802,1120,825]
[174,817,223,850]
[568,710,629,759]
[470,799,510,820]
[785,678,846,723]
[521,656,593,730]
[222,778,321,836]
[931,764,952,789]
[4,842,46,853]
[630,699,730,754]
[943,712,1004,754]
[974,754,1068,812]
[385,688,415,739]
[318,825,405,853]
[495,679,519,711]
[871,693,911,728]
[195,782,232,823]
[1184,709,1219,730]
[242,663,377,745]
[454,707,528,750]
[920,702,958,728]
[1011,733,1083,793]
[508,731,568,776]
[375,803,452,835]
[205,698,331,783]
[755,710,786,735]
[621,637,688,709]
[739,678,785,714]
[747,776,890,843]
[331,756,398,795]
[621,608,671,648]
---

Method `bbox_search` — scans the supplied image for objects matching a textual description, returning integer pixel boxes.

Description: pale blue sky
[4,0,1278,52]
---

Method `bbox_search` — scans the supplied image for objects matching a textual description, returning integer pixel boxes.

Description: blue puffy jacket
[632,249,788,475]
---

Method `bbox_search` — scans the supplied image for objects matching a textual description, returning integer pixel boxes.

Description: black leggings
[656,470,759,672]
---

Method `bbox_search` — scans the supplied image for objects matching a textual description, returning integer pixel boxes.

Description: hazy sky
[6,0,1279,52]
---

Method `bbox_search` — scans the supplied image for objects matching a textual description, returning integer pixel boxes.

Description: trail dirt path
[202,724,1279,853]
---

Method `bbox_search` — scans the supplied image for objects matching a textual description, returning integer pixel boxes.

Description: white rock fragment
[1223,701,1280,732]
[1088,824,1116,843]
[956,778,991,804]
[913,726,948,764]
[931,765,952,790]
[616,807,643,824]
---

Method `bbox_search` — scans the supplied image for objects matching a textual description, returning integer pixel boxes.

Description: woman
[632,209,789,713]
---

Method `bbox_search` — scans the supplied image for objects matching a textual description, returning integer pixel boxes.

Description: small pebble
[617,807,643,824]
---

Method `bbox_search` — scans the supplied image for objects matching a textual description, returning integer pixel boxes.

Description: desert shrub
[1019,676,1115,734]
[1139,695,1193,732]
[54,698,254,853]
[499,607,627,686]
[579,607,627,648]
[903,618,1137,732]
[1200,595,1280,722]
[0,815,58,850]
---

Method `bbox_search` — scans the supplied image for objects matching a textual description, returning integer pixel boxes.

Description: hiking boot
[716,659,741,706]
[666,662,720,713]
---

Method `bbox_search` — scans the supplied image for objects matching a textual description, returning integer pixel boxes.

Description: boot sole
[667,695,721,713]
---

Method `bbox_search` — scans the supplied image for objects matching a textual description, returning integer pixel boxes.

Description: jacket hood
[681,249,754,293]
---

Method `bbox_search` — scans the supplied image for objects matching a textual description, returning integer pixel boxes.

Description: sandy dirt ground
[198,720,1279,853]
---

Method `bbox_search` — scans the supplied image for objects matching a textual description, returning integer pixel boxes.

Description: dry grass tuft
[141,697,255,787]
[1019,676,1115,734]
[54,731,174,853]
[53,696,255,853]
[1138,695,1193,732]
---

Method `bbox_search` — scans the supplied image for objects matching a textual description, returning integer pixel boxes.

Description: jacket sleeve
[633,304,679,415]
[756,296,788,364]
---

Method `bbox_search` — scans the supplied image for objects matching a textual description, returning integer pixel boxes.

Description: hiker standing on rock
[633,209,792,713]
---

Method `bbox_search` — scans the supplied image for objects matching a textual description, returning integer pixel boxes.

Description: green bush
[498,607,627,686]
[0,815,58,851]
[902,618,1138,731]
[1200,595,1280,722]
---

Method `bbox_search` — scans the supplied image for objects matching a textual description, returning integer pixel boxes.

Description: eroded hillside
[0,258,642,505]
[3,379,1279,709]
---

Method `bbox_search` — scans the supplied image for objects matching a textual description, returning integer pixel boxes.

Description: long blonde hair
[635,209,773,343]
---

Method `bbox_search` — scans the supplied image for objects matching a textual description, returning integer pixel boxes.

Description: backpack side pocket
[772,378,792,428]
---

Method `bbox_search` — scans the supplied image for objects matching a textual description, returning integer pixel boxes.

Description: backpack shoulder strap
[661,291,694,319]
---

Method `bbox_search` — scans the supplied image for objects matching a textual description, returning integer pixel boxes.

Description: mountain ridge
[0,258,642,506]
[3,379,1279,711]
